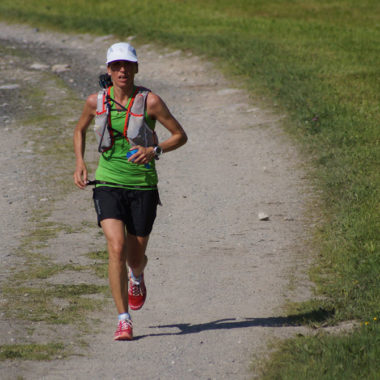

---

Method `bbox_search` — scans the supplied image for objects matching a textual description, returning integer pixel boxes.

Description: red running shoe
[114,318,133,341]
[128,273,147,311]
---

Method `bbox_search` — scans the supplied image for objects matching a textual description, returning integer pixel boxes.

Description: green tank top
[95,86,158,189]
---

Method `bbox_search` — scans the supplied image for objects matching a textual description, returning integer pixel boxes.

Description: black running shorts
[93,187,160,236]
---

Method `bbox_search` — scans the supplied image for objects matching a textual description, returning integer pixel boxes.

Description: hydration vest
[94,86,158,153]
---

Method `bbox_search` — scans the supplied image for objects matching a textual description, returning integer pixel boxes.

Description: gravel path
[0,22,312,379]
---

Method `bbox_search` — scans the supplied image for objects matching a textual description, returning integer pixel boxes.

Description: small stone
[52,64,70,73]
[31,63,49,70]
[258,212,270,221]
[94,35,114,42]
[0,84,20,90]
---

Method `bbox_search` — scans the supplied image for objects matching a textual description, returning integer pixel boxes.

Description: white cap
[106,42,138,64]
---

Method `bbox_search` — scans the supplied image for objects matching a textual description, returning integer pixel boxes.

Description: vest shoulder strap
[96,89,107,115]
[129,87,150,117]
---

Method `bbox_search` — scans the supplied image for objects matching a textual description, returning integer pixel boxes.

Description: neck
[112,84,135,104]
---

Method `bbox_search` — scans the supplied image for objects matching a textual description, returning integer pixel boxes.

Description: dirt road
[0,22,311,379]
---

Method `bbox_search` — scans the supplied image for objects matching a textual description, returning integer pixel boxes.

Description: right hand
[73,162,88,190]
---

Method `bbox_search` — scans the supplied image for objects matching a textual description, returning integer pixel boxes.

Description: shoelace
[130,281,143,296]
[118,319,132,331]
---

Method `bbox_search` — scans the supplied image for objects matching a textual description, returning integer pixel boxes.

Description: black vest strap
[87,180,157,190]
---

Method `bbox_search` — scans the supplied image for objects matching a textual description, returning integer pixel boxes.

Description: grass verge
[260,320,380,379]
[0,1,379,377]
[0,343,65,361]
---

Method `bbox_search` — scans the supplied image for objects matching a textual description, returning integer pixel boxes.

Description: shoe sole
[114,332,133,341]
[129,304,144,311]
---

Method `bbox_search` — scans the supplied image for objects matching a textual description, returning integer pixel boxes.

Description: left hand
[128,146,155,165]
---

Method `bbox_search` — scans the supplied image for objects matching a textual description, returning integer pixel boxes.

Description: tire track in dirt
[0,22,313,379]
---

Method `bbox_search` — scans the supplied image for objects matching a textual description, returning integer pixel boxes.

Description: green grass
[261,321,380,380]
[0,343,65,361]
[87,250,109,279]
[0,0,379,378]
[3,283,107,324]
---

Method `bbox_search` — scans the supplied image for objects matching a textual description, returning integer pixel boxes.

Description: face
[107,60,138,88]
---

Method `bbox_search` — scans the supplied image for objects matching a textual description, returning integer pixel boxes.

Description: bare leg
[101,219,129,314]
[126,233,149,278]
[100,219,150,314]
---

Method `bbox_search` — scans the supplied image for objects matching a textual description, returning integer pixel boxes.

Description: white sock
[130,270,142,284]
[118,312,131,321]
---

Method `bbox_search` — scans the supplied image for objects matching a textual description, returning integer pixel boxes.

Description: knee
[107,240,126,262]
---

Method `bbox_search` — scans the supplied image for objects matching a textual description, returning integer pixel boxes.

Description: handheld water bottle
[126,149,150,169]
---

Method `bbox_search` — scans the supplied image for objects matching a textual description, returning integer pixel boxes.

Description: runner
[73,42,187,340]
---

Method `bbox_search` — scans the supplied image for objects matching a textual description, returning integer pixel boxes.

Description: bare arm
[73,94,97,189]
[130,92,187,164]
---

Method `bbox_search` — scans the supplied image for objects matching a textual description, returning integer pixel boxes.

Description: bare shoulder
[146,92,169,118]
[146,91,163,108]
[86,93,98,111]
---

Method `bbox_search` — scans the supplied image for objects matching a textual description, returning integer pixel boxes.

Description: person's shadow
[133,307,334,340]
